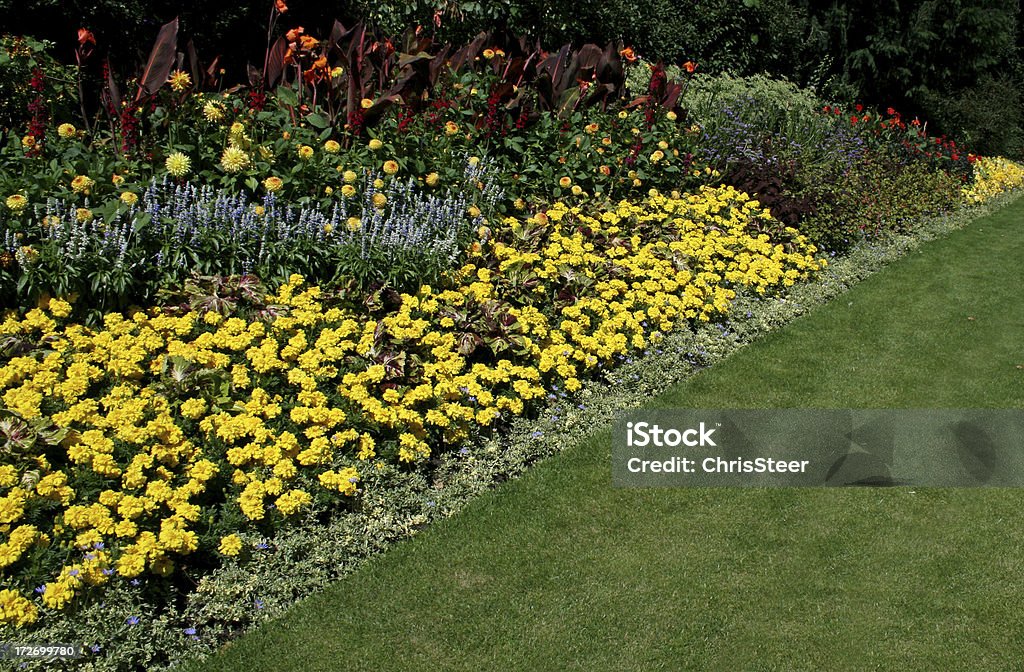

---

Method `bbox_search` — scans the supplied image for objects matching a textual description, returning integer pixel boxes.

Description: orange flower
[78,28,95,46]
[299,35,319,51]
[619,47,637,63]
[275,0,288,13]
[683,61,697,73]
[285,27,304,43]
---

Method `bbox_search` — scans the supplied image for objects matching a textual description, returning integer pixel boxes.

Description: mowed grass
[187,200,1024,672]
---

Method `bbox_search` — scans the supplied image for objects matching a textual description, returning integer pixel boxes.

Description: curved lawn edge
[170,192,1024,672]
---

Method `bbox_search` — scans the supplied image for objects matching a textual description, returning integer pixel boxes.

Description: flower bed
[0,186,821,630]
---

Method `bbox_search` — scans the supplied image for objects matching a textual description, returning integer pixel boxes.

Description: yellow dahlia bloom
[342,170,358,183]
[165,152,192,177]
[119,192,138,206]
[382,160,399,174]
[202,101,225,122]
[425,172,440,187]
[57,123,77,139]
[263,176,284,192]
[70,175,94,194]
[75,208,92,223]
[220,146,250,173]
[5,195,28,212]
[324,139,340,153]
[341,184,356,197]
[297,145,314,160]
[372,193,387,208]
[558,176,572,188]
[167,70,192,92]
[368,138,383,151]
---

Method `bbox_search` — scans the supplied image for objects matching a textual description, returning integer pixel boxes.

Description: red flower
[683,61,697,73]
[855,103,863,112]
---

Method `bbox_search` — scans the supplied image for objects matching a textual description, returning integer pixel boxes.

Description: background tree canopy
[1,0,1021,156]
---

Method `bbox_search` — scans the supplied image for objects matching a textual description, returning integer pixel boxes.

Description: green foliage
[800,149,962,252]
[0,35,77,134]
[917,74,1024,159]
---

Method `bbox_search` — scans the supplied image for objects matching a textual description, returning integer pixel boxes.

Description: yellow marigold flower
[179,398,206,419]
[667,110,677,121]
[297,144,314,160]
[558,176,572,188]
[382,160,399,174]
[571,185,583,196]
[167,70,192,92]
[254,205,266,216]
[5,194,28,212]
[425,172,440,187]
[119,191,138,206]
[275,489,311,515]
[323,223,333,233]
[341,184,356,197]
[467,205,481,217]
[75,208,92,223]
[482,48,496,59]
[324,139,341,153]
[57,123,77,138]
[584,122,599,134]
[372,178,384,189]
[361,98,374,109]
[203,101,225,122]
[47,297,72,318]
[0,589,38,627]
[220,146,250,173]
[324,186,333,195]
[342,169,358,183]
[70,175,94,194]
[444,120,459,136]
[372,193,387,208]
[21,135,35,148]
[368,138,383,151]
[346,216,361,231]
[513,197,525,209]
[218,533,243,556]
[263,176,284,192]
[166,152,192,177]
[112,173,125,186]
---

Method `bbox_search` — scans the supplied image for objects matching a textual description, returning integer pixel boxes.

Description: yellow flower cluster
[0,188,822,626]
[962,156,1024,204]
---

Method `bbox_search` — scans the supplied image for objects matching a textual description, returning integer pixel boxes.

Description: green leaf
[306,113,330,129]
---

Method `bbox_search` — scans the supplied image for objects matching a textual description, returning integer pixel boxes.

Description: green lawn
[187,199,1024,672]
